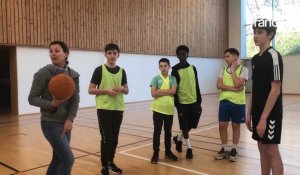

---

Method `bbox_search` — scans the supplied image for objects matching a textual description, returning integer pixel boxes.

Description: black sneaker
[186,148,193,159]
[173,136,182,153]
[108,162,122,174]
[229,148,238,162]
[101,167,110,175]
[165,151,178,161]
[214,147,229,160]
[151,152,159,164]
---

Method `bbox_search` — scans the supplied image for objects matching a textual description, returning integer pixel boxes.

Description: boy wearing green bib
[150,58,178,164]
[214,48,248,162]
[171,45,202,159]
[89,43,129,175]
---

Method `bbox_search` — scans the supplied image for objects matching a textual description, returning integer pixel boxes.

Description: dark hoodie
[28,64,80,123]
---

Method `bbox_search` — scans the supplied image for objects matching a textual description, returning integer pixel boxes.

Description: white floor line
[118,125,218,175]
[120,152,211,175]
[119,142,154,153]
[119,125,218,154]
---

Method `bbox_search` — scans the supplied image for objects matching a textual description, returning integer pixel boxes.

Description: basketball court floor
[0,94,299,175]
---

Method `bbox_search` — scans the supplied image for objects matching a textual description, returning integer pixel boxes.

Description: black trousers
[97,109,123,167]
[153,111,173,153]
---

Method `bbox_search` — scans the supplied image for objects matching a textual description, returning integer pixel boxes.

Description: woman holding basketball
[28,41,80,175]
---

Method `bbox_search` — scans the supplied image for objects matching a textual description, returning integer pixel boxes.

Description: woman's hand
[51,95,70,107]
[61,119,73,138]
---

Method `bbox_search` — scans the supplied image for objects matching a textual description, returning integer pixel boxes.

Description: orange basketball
[48,74,76,100]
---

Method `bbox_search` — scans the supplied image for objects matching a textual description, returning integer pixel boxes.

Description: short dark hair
[176,45,189,55]
[224,48,239,57]
[105,43,120,53]
[49,41,69,65]
[252,18,277,40]
[159,58,170,65]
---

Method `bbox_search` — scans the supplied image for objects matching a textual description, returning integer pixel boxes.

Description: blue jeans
[41,120,74,175]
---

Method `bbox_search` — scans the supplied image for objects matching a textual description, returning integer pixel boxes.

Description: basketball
[48,74,76,100]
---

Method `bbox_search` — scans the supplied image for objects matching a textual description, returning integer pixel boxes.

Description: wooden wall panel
[0,0,228,57]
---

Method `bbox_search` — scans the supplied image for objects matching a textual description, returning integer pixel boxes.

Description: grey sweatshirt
[28,64,80,123]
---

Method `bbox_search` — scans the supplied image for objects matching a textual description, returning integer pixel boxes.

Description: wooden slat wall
[0,0,228,57]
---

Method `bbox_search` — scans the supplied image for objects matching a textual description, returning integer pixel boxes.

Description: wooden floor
[0,94,300,175]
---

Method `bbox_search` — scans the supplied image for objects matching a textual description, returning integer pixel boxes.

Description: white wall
[282,56,300,94]
[118,53,224,102]
[17,47,224,114]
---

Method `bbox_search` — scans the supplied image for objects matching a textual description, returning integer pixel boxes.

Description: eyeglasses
[106,51,118,55]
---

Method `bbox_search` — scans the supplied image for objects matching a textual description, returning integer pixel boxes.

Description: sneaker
[214,147,229,160]
[229,148,238,162]
[186,148,193,159]
[108,162,122,174]
[173,136,182,153]
[165,151,178,161]
[101,167,110,175]
[151,152,159,164]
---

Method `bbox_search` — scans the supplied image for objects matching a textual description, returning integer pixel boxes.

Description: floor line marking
[119,125,218,154]
[118,125,218,175]
[120,152,210,175]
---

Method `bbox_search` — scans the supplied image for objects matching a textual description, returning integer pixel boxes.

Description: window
[245,0,300,57]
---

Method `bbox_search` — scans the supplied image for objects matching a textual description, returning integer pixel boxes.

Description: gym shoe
[186,148,193,159]
[165,151,178,161]
[173,136,182,152]
[151,152,159,164]
[101,167,110,175]
[214,147,229,160]
[108,163,122,174]
[229,148,238,162]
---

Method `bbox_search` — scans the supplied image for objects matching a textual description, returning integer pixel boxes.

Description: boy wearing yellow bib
[150,58,178,164]
[215,48,248,162]
[89,43,129,175]
[171,45,202,159]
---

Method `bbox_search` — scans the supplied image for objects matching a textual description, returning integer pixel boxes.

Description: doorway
[0,46,18,116]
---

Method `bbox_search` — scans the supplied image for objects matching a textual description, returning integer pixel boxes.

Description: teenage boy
[247,19,284,175]
[89,43,129,175]
[171,45,202,159]
[150,58,178,164]
[214,48,248,162]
